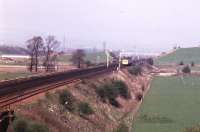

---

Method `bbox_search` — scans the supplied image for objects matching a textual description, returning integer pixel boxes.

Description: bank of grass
[133,76,200,132]
[155,47,200,65]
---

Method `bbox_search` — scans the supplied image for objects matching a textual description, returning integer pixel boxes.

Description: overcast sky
[1,0,200,52]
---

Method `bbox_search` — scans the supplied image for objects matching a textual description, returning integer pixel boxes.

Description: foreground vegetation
[96,80,131,107]
[133,76,200,132]
[13,117,48,132]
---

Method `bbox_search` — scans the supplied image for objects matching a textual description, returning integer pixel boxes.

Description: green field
[133,76,200,132]
[155,47,200,65]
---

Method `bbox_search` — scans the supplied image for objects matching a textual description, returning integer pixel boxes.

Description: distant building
[0,54,30,59]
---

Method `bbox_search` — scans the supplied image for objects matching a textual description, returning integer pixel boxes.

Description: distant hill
[0,45,28,55]
[155,47,200,65]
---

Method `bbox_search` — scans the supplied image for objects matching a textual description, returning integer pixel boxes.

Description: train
[120,57,153,66]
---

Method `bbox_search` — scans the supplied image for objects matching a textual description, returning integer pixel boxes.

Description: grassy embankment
[155,47,200,65]
[133,76,200,132]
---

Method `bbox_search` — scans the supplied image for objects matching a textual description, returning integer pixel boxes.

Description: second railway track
[0,64,118,110]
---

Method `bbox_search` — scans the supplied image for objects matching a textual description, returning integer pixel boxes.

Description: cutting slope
[156,47,200,65]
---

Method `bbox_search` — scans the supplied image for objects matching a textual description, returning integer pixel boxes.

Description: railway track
[0,64,118,110]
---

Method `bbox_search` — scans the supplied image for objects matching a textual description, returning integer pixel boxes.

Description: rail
[0,64,118,110]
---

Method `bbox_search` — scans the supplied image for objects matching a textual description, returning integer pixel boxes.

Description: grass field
[133,76,200,132]
[0,72,31,80]
[155,47,200,65]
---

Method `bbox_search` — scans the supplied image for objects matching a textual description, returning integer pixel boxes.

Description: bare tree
[71,49,86,68]
[43,35,60,72]
[27,36,44,72]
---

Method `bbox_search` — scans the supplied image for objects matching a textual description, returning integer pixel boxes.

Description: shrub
[146,58,154,65]
[78,102,94,115]
[13,118,29,132]
[191,61,195,67]
[105,85,119,99]
[108,97,121,108]
[95,88,107,102]
[115,123,129,132]
[182,65,191,74]
[128,65,142,76]
[85,60,93,67]
[179,61,184,65]
[96,84,118,102]
[59,90,75,111]
[96,80,130,107]
[113,80,130,99]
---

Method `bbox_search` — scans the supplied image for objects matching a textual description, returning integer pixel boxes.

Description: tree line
[27,35,60,72]
[26,35,86,72]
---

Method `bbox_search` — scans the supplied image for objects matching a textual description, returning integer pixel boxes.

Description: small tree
[43,35,60,72]
[179,61,184,65]
[182,65,191,74]
[71,49,86,68]
[147,58,154,65]
[78,102,94,116]
[27,36,44,72]
[128,65,142,76]
[59,90,75,112]
[191,61,195,67]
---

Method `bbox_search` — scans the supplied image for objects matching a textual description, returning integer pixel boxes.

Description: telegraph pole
[63,34,66,52]
[103,41,106,52]
[118,51,121,71]
[106,50,109,68]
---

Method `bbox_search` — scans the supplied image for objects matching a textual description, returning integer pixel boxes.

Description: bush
[59,90,75,111]
[108,97,121,108]
[13,118,49,132]
[96,80,130,107]
[96,84,118,102]
[191,61,195,67]
[182,65,191,74]
[146,58,154,65]
[95,88,107,102]
[85,60,93,67]
[179,61,184,65]
[13,118,29,132]
[113,80,130,99]
[78,102,94,116]
[128,65,142,76]
[115,123,129,132]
